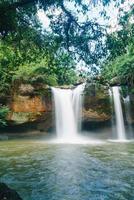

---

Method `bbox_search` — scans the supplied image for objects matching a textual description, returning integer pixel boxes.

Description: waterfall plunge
[52,84,85,142]
[112,86,126,140]
[124,95,133,139]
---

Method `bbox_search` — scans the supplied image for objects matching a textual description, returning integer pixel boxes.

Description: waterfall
[52,84,85,141]
[112,86,126,140]
[124,95,133,139]
[108,88,115,139]
[73,84,85,132]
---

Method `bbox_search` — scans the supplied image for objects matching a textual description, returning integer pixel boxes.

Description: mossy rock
[8,112,42,124]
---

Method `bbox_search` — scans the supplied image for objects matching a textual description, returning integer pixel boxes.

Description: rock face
[6,84,53,132]
[82,83,112,130]
[83,84,112,121]
[2,82,134,133]
[83,109,111,122]
[0,183,23,200]
[129,94,134,124]
[11,95,46,112]
[2,83,113,132]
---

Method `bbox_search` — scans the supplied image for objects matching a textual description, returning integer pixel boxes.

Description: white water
[124,96,132,123]
[73,84,85,132]
[112,86,126,140]
[52,84,85,142]
[124,95,133,138]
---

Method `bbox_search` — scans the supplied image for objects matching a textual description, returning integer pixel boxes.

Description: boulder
[0,183,22,200]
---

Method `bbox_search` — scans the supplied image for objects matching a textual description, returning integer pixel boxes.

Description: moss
[9,112,42,124]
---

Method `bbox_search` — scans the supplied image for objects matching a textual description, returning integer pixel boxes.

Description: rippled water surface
[0,139,134,200]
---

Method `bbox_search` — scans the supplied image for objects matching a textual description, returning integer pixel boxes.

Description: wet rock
[0,183,22,200]
[0,135,8,140]
[83,83,112,125]
[83,108,111,122]
[8,112,43,124]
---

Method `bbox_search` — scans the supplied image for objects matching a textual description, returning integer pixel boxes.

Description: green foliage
[12,61,58,86]
[0,0,118,66]
[0,41,19,94]
[0,12,78,94]
[12,52,77,86]
[101,5,134,86]
[101,44,134,85]
[0,0,125,94]
[0,106,10,127]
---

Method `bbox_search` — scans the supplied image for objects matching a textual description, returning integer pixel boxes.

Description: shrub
[0,106,10,127]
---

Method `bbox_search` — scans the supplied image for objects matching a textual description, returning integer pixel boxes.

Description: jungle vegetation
[101,5,134,86]
[0,0,134,125]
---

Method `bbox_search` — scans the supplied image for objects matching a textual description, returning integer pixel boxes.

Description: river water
[0,139,134,200]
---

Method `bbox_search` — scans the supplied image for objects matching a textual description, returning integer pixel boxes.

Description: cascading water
[108,88,115,139]
[112,86,126,140]
[52,84,85,142]
[124,95,133,138]
[73,84,85,132]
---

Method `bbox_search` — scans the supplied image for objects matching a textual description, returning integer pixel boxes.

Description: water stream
[52,84,85,142]
[124,95,133,139]
[112,86,126,140]
[52,85,130,142]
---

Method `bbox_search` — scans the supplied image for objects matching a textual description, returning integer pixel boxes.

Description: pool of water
[0,139,134,200]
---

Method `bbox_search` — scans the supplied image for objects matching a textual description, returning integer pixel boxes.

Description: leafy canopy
[101,5,134,86]
[0,0,122,65]
[0,0,126,94]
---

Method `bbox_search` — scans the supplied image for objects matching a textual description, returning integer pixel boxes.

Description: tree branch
[0,0,37,10]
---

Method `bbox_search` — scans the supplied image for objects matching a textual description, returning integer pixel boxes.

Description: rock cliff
[1,83,134,133]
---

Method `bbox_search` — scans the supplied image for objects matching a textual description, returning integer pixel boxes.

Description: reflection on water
[0,139,134,200]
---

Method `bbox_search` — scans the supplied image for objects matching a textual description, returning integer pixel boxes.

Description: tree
[0,0,125,93]
[0,106,9,127]
[0,0,121,66]
[0,0,83,93]
[101,5,134,86]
